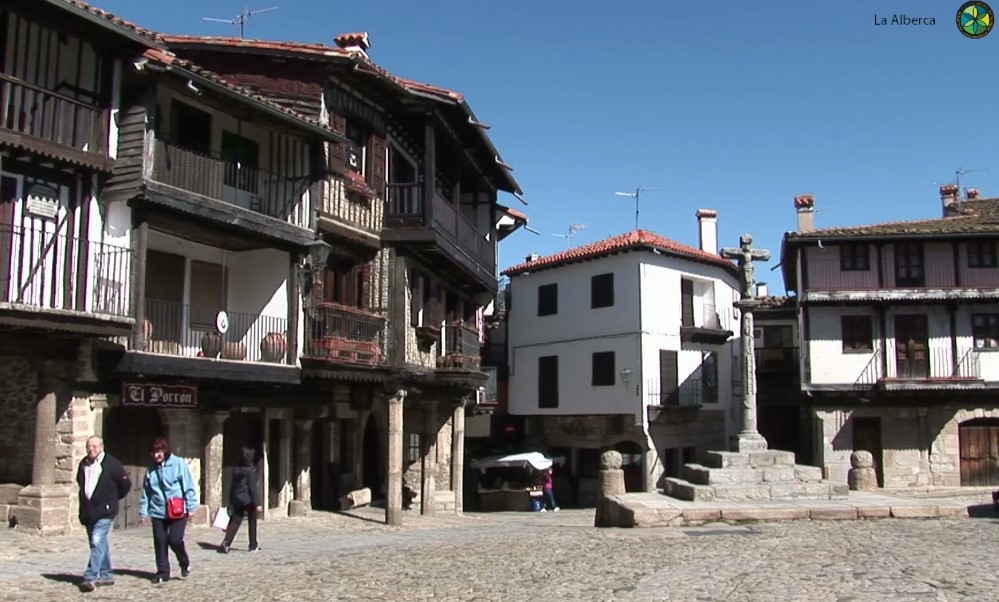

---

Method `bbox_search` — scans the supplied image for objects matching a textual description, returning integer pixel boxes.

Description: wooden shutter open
[680,280,694,327]
[367,132,386,197]
[659,349,678,404]
[328,112,347,175]
[189,260,228,330]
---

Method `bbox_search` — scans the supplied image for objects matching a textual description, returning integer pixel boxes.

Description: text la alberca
[874,14,936,26]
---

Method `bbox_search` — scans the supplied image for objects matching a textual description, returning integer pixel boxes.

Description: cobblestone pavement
[2,504,999,601]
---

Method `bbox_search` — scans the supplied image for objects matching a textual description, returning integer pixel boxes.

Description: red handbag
[166,497,186,520]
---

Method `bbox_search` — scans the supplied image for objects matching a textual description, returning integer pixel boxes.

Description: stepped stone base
[664,450,847,502]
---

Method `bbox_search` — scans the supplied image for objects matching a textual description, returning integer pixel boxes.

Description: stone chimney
[940,184,960,217]
[525,252,540,262]
[794,195,815,232]
[967,188,980,200]
[756,282,769,298]
[695,209,718,253]
[333,32,370,58]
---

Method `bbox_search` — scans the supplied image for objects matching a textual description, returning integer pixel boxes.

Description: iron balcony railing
[0,73,110,155]
[303,302,386,366]
[646,379,709,407]
[440,321,482,370]
[151,139,312,228]
[855,346,981,387]
[141,298,289,363]
[680,300,730,331]
[1,224,130,316]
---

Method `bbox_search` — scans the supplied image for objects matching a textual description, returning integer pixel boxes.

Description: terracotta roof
[502,206,528,221]
[141,48,336,136]
[57,0,163,46]
[160,35,349,58]
[756,295,795,310]
[786,197,999,240]
[502,230,737,277]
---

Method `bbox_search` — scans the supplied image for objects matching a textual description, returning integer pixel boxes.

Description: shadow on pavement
[966,503,999,519]
[196,541,222,551]
[113,568,157,580]
[333,510,385,525]
[40,573,79,585]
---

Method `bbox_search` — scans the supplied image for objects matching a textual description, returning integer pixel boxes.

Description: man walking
[76,436,131,593]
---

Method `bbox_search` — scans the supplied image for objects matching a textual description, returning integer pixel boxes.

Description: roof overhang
[40,0,164,50]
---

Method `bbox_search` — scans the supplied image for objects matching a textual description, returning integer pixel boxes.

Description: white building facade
[503,211,742,505]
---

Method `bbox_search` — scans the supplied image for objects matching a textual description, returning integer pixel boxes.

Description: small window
[538,355,559,408]
[842,315,873,352]
[840,244,870,271]
[591,273,614,308]
[972,314,999,349]
[346,121,367,174]
[968,241,997,269]
[591,351,616,386]
[537,283,558,316]
[405,432,421,463]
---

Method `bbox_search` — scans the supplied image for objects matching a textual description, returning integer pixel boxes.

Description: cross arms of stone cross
[719,234,771,298]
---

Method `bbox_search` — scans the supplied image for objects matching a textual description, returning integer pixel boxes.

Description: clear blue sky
[97,0,996,293]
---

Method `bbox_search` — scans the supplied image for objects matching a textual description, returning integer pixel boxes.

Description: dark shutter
[410,271,423,326]
[328,112,347,175]
[367,132,387,197]
[538,355,559,408]
[358,265,371,309]
[591,351,615,386]
[659,350,678,405]
[680,280,694,327]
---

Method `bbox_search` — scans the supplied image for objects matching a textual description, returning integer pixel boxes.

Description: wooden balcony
[853,347,985,391]
[0,224,132,334]
[384,183,497,291]
[0,73,112,171]
[804,256,999,303]
[316,180,381,248]
[150,139,312,230]
[303,303,386,367]
[439,321,482,370]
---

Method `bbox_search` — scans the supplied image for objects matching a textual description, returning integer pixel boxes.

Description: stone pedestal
[848,451,878,491]
[595,451,626,528]
[450,403,465,515]
[14,484,71,534]
[289,419,313,518]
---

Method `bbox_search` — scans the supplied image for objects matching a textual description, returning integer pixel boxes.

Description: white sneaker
[553,507,560,512]
[539,508,547,513]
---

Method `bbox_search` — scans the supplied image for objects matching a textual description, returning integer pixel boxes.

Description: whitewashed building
[502,211,742,504]
[782,188,999,488]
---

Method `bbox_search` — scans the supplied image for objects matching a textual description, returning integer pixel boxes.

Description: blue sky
[97,0,996,293]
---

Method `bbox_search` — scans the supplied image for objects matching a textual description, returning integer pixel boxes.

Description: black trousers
[151,517,190,579]
[222,504,258,549]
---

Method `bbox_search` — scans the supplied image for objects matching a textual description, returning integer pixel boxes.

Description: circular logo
[957,1,994,38]
[215,310,230,335]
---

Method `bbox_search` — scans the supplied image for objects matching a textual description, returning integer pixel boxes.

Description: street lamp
[298,238,332,314]
[619,367,637,395]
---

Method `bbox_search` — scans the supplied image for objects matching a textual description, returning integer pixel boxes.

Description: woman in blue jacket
[139,437,198,584]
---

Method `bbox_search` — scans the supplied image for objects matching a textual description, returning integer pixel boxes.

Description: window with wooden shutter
[538,355,559,408]
[659,349,678,404]
[410,271,424,326]
[680,279,694,327]
[328,112,347,175]
[323,261,368,309]
[367,132,386,197]
[189,260,228,330]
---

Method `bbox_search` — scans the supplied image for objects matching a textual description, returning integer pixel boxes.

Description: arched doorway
[362,415,383,497]
[102,407,163,529]
[959,418,999,486]
[222,413,264,510]
[613,440,645,492]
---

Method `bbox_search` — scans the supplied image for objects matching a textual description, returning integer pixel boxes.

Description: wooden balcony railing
[151,139,312,228]
[806,256,999,290]
[0,73,109,155]
[141,298,290,363]
[1,224,130,317]
[304,302,386,366]
[385,183,496,275]
[439,321,482,370]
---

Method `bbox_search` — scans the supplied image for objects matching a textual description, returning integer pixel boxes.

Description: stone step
[704,450,797,469]
[793,464,823,483]
[712,484,774,501]
[664,477,715,502]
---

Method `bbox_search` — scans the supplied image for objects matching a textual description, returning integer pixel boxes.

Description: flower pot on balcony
[222,341,247,361]
[260,332,286,363]
[201,332,222,358]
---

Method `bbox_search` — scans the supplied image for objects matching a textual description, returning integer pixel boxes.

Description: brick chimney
[794,195,815,232]
[525,252,540,262]
[695,209,718,253]
[940,184,960,217]
[334,32,370,58]
[967,188,980,200]
[756,282,769,298]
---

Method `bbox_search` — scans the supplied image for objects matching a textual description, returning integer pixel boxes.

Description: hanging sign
[26,184,59,220]
[215,311,230,334]
[122,382,198,408]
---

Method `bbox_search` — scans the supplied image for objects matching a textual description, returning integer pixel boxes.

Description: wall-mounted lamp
[619,367,638,396]
[297,239,332,314]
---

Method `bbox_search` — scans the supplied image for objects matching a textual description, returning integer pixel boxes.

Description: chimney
[756,282,769,298]
[940,184,960,217]
[695,209,718,253]
[333,32,370,58]
[967,188,980,200]
[794,195,815,232]
[525,252,540,263]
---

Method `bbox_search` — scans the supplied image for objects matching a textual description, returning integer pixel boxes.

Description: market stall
[469,452,560,512]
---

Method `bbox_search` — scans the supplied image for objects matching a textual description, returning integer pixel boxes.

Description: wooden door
[852,417,884,487]
[894,315,929,379]
[960,420,999,486]
[102,407,163,529]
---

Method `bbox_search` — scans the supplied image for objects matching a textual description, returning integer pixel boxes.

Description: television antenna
[955,167,989,197]
[552,222,586,249]
[614,187,662,230]
[203,6,278,38]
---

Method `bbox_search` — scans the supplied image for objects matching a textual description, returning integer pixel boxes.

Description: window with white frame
[972,314,999,349]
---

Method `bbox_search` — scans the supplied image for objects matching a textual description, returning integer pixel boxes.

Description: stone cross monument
[720,234,771,452]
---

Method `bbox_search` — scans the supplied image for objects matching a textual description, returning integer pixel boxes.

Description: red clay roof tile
[60,0,163,45]
[502,230,736,276]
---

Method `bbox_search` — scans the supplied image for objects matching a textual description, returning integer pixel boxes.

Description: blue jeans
[83,517,114,582]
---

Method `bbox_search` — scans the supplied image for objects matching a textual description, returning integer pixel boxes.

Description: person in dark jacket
[76,436,131,593]
[219,445,262,553]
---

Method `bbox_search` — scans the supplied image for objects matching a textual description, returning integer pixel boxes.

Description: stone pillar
[16,363,71,534]
[386,390,406,527]
[420,402,437,516]
[595,450,626,528]
[451,402,465,515]
[733,302,768,452]
[289,419,313,517]
[202,411,228,515]
[89,395,109,439]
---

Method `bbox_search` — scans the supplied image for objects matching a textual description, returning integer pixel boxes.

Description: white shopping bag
[212,507,230,531]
